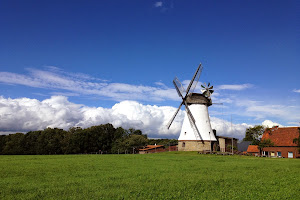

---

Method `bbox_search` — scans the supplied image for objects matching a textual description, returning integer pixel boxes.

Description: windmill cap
[186,93,212,106]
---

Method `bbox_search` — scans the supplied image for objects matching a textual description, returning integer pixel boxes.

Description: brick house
[261,127,300,158]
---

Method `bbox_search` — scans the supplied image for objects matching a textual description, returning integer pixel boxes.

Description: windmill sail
[167,64,204,142]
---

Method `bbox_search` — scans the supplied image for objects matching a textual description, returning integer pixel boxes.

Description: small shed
[247,145,260,156]
[217,136,238,152]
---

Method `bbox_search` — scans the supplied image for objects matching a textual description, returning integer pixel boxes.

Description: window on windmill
[184,132,187,135]
[182,142,185,147]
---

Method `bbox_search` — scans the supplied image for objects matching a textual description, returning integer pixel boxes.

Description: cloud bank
[0,96,183,138]
[0,96,251,139]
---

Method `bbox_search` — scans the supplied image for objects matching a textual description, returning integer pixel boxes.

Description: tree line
[0,124,177,155]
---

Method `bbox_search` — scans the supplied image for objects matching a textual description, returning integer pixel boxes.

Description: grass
[0,152,299,199]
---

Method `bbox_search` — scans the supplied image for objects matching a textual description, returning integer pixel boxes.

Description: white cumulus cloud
[0,96,183,138]
[293,89,300,93]
[154,2,163,7]
[218,84,253,90]
[210,117,250,140]
[0,96,252,139]
[262,120,283,128]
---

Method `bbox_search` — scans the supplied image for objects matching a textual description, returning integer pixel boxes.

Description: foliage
[123,134,148,153]
[148,139,178,146]
[111,128,148,154]
[243,125,265,145]
[0,135,6,153]
[0,153,299,199]
[0,124,147,155]
[226,145,237,151]
[1,133,25,155]
[258,139,274,148]
[258,138,274,154]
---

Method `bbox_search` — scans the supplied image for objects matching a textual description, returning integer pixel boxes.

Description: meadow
[0,152,299,199]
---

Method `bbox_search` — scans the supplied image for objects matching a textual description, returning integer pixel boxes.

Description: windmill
[167,64,217,151]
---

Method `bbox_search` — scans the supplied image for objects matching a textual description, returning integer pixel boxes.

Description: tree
[148,139,178,146]
[0,135,7,154]
[258,138,274,155]
[111,127,146,154]
[62,127,83,154]
[123,134,148,153]
[83,123,117,153]
[128,128,144,136]
[24,131,42,154]
[33,128,67,154]
[243,125,265,145]
[111,127,128,154]
[2,133,25,155]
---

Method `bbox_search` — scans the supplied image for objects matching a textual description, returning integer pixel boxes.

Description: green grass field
[0,152,299,199]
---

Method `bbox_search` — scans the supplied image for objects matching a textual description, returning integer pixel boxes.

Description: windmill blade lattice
[173,77,185,96]
[166,101,183,129]
[189,66,203,94]
[185,65,203,95]
[167,63,204,143]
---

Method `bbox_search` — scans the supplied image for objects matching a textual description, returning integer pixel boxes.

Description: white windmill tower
[167,64,217,151]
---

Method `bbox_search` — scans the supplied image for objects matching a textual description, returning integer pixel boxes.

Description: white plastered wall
[178,104,217,141]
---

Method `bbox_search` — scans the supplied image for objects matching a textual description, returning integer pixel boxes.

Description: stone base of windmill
[178,140,212,152]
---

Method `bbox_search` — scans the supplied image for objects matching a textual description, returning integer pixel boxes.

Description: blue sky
[0,0,299,139]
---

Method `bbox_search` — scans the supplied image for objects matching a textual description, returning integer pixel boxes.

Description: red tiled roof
[139,145,164,151]
[247,145,259,153]
[261,127,299,146]
[146,145,164,149]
